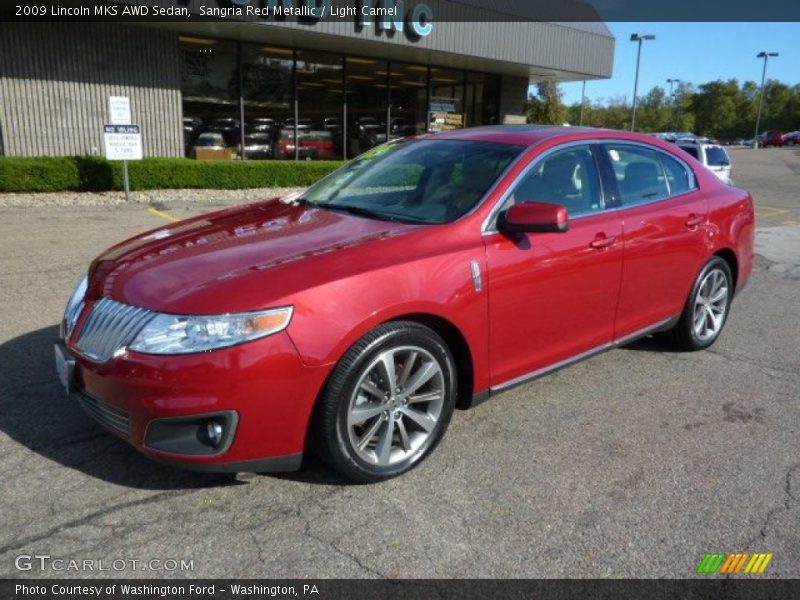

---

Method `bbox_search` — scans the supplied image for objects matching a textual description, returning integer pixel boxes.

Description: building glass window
[429,67,465,133]
[345,56,389,157]
[179,35,502,161]
[389,62,429,138]
[295,50,344,160]
[180,37,240,159]
[466,72,500,127]
[241,45,294,160]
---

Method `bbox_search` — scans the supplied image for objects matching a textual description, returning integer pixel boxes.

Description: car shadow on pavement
[0,325,248,491]
[618,335,676,352]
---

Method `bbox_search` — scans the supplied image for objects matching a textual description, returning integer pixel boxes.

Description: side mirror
[497,201,569,234]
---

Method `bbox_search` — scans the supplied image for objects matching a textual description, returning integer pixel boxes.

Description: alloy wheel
[692,268,729,342]
[346,345,445,467]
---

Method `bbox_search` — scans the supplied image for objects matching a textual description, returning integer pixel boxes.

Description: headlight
[128,306,294,355]
[62,274,88,340]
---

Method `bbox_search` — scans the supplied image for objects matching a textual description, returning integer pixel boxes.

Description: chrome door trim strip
[489,315,678,394]
[491,342,613,393]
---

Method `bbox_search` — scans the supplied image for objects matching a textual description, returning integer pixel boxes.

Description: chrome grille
[77,392,130,436]
[75,298,154,362]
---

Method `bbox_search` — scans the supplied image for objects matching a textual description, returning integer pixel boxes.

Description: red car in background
[760,130,784,148]
[56,127,755,481]
[275,127,336,159]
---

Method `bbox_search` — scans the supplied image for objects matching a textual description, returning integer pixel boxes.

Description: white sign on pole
[104,125,143,160]
[108,96,132,125]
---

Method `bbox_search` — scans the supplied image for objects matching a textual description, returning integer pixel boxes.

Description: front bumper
[58,331,330,472]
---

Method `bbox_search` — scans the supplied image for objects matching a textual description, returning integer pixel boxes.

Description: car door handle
[685,214,705,228]
[590,234,617,249]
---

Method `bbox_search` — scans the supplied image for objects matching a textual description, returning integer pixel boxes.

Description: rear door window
[659,153,694,195]
[603,145,669,206]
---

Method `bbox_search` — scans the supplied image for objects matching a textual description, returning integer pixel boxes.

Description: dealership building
[0,1,614,160]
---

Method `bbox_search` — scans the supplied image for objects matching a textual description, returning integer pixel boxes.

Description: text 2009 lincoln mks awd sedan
[55,127,755,481]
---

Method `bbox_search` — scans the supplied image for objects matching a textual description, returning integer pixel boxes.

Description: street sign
[108,96,132,125]
[103,124,142,160]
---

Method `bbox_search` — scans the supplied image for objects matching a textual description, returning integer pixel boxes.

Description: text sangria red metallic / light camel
[55,126,755,481]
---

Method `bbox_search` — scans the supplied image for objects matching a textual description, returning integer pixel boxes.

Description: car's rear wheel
[315,322,457,482]
[667,257,733,350]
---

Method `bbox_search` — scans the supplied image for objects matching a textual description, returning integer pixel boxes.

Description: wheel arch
[713,247,739,290]
[385,313,476,410]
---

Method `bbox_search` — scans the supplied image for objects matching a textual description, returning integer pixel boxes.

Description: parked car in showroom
[241,133,274,160]
[274,127,335,160]
[56,127,755,482]
[190,132,231,160]
[677,139,732,184]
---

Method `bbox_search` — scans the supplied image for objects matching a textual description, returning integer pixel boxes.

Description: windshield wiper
[314,202,399,222]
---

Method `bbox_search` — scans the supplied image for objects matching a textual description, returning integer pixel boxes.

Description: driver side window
[508,145,603,217]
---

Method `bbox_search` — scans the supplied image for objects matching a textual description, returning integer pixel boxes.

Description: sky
[557,22,800,106]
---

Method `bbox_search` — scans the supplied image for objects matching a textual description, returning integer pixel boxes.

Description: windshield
[302,139,524,224]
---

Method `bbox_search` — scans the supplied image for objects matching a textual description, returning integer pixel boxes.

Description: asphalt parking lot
[0,147,798,579]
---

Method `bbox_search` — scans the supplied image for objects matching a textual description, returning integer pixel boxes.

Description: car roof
[426,125,670,148]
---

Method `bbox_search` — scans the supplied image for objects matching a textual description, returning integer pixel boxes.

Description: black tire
[314,321,457,483]
[666,256,733,351]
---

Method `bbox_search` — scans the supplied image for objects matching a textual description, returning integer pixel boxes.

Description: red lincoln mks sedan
[56,127,755,481]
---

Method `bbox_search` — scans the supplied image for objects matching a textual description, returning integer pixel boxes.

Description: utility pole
[754,51,778,148]
[667,78,680,130]
[579,80,586,126]
[630,33,655,131]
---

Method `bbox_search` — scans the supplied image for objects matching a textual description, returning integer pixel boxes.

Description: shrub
[0,156,344,193]
[0,157,81,192]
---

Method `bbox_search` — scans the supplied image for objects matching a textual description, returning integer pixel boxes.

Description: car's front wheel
[667,256,733,350]
[315,322,457,482]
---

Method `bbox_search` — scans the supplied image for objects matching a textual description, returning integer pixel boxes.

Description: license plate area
[54,343,76,393]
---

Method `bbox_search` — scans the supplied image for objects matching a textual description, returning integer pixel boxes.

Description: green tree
[527,81,566,125]
[636,86,671,132]
[691,79,741,139]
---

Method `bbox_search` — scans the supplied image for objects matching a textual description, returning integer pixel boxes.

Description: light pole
[667,78,681,130]
[754,51,778,147]
[630,33,655,131]
[579,80,586,126]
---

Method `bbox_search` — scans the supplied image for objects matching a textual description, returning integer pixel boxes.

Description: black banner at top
[2,0,800,22]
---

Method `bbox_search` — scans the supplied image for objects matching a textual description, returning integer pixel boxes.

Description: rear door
[600,143,709,339]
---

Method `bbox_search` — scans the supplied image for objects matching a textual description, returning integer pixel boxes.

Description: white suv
[677,140,732,184]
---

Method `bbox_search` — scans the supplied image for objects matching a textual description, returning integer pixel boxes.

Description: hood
[89,199,419,314]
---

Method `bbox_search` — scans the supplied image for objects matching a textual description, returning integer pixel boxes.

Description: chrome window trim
[481,138,700,235]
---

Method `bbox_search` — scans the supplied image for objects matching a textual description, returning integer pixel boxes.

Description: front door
[484,144,624,387]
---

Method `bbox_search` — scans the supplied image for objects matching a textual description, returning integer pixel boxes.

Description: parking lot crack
[742,462,799,550]
[302,519,387,578]
[0,489,196,557]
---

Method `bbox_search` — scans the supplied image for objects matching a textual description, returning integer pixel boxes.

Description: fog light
[145,411,237,456]
[206,420,224,447]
